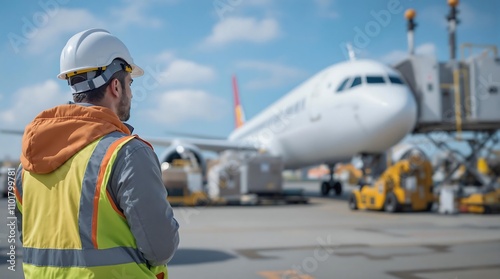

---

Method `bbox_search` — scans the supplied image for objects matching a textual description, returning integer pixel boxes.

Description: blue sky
[0,0,498,161]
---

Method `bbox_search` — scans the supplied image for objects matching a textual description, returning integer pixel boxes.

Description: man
[14,29,179,279]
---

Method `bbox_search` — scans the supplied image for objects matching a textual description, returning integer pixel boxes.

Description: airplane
[146,58,418,196]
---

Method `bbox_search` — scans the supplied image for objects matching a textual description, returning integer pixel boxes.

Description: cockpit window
[350,76,362,88]
[389,76,404,84]
[336,78,351,92]
[366,76,385,84]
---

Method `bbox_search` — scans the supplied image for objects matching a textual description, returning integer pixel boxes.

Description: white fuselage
[228,59,417,169]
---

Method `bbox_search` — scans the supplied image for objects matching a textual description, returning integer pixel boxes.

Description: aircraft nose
[359,87,417,152]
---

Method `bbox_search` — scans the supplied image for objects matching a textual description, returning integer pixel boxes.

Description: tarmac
[1,181,499,279]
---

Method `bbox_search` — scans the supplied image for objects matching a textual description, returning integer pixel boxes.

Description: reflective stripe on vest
[20,132,167,279]
[23,246,145,267]
[14,166,24,212]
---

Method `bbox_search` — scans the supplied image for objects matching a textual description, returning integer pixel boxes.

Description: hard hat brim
[131,64,144,78]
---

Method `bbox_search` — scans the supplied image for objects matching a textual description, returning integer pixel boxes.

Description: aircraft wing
[0,129,24,135]
[143,136,258,153]
[0,129,257,152]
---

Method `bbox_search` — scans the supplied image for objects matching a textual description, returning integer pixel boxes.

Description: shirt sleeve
[109,140,180,266]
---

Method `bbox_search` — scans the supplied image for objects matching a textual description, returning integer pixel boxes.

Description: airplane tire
[333,181,342,196]
[321,182,330,196]
[348,193,358,210]
[384,192,400,213]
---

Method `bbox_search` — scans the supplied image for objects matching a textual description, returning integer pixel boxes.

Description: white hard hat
[58,29,143,92]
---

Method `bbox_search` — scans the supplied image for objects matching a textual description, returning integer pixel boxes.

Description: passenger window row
[336,75,404,93]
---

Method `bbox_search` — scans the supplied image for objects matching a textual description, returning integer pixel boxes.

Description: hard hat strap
[70,59,132,94]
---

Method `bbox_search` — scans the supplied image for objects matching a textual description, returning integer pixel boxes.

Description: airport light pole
[405,9,417,55]
[447,0,459,61]
[447,0,462,138]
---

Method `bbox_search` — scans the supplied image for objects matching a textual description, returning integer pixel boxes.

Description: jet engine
[158,142,206,180]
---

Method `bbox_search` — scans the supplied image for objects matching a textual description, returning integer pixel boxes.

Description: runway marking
[237,244,368,259]
[355,227,407,238]
[242,244,452,262]
[387,264,500,279]
[334,244,450,261]
[333,210,403,219]
[258,270,315,279]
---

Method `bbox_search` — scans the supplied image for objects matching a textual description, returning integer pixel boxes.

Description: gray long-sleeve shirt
[108,137,180,266]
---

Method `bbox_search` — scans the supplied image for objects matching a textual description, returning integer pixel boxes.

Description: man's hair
[72,70,128,103]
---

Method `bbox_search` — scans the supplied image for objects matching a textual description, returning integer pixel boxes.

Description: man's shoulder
[121,136,154,153]
[112,137,158,170]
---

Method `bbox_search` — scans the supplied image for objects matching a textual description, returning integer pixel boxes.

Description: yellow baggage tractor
[459,156,500,214]
[459,188,500,214]
[349,156,435,212]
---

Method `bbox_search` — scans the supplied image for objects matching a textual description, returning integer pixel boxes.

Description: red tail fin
[232,75,245,129]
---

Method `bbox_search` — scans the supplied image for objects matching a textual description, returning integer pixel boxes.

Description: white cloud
[156,51,176,63]
[236,61,307,90]
[9,0,164,55]
[18,8,106,55]
[212,0,276,20]
[147,52,216,86]
[0,80,69,126]
[380,43,437,65]
[314,0,339,18]
[416,43,436,56]
[244,0,272,6]
[110,0,163,28]
[145,90,230,124]
[203,17,280,47]
[161,59,216,85]
[146,58,216,86]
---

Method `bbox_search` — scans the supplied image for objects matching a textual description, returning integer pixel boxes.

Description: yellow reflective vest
[15,134,168,279]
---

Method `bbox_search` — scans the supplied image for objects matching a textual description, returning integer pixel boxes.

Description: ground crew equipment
[459,188,500,214]
[162,159,208,206]
[349,156,435,212]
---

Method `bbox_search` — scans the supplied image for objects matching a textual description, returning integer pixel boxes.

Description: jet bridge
[391,3,500,204]
[394,45,500,133]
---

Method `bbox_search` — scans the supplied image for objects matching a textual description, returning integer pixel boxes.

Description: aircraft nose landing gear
[320,164,343,196]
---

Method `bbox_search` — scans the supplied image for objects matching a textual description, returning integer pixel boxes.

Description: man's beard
[118,92,131,121]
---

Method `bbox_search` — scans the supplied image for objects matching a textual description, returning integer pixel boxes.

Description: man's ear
[109,78,121,98]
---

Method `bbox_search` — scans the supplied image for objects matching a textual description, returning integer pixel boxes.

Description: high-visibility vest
[15,132,168,279]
